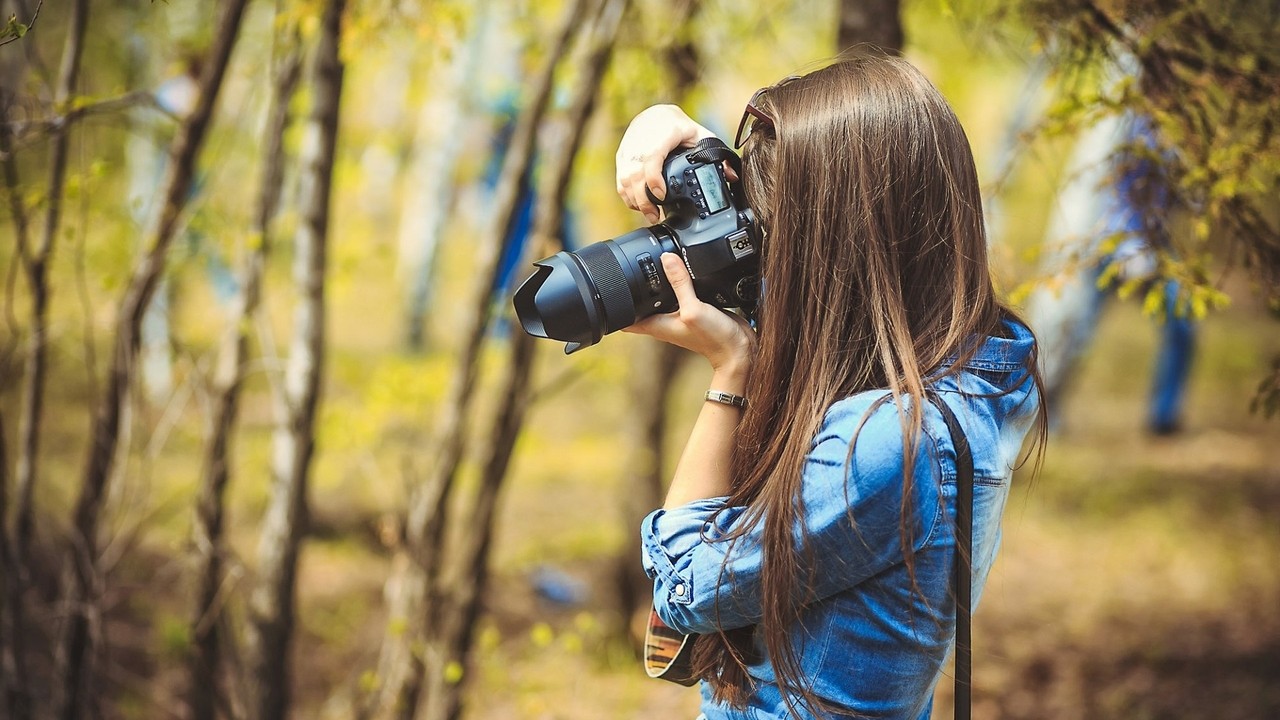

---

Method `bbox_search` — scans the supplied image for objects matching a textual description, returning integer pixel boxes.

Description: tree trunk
[613,342,685,639]
[424,1,630,718]
[837,0,903,54]
[0,22,35,720]
[0,413,31,720]
[60,0,249,717]
[400,0,492,350]
[244,0,344,717]
[612,0,701,646]
[186,27,303,720]
[13,0,87,586]
[361,2,590,717]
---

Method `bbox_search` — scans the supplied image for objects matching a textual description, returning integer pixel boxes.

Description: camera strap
[687,136,743,176]
[926,389,974,720]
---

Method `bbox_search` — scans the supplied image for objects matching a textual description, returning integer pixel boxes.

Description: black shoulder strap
[927,390,973,720]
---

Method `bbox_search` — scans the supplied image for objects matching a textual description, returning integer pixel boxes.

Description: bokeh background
[1,1,1278,718]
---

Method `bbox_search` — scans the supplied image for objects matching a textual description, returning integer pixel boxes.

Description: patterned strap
[643,609,698,686]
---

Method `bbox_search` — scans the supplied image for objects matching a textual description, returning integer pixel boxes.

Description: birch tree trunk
[14,0,87,584]
[361,2,590,717]
[59,1,249,717]
[400,0,492,350]
[424,2,630,718]
[186,27,303,720]
[244,0,344,717]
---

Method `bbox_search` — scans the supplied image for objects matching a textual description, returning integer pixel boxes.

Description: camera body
[513,137,759,354]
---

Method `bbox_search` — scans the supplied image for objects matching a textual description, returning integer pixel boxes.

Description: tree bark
[13,0,87,586]
[612,0,701,645]
[244,0,343,717]
[837,0,903,55]
[424,1,630,718]
[59,0,249,717]
[613,341,685,639]
[0,25,35,720]
[400,0,491,350]
[0,413,31,720]
[361,2,590,717]
[186,27,303,720]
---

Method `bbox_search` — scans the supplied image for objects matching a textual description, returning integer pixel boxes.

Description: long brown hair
[692,51,1042,714]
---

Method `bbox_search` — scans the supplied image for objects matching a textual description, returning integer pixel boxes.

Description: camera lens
[513,228,676,354]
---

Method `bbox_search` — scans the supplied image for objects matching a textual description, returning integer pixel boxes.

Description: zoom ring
[578,242,635,332]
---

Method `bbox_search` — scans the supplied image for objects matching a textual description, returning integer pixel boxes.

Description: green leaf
[1141,284,1166,319]
[2,14,27,40]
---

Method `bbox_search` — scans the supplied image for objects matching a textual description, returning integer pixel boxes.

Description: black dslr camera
[512,137,760,354]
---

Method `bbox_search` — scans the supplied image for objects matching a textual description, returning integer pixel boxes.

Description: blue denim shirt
[641,319,1040,719]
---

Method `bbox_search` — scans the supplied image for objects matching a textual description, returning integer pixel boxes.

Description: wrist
[708,337,754,381]
[709,360,750,394]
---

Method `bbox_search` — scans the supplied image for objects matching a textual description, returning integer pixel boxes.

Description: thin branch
[0,0,43,48]
[1,91,167,157]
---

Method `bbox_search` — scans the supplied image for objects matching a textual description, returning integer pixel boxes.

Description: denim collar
[938,318,1035,374]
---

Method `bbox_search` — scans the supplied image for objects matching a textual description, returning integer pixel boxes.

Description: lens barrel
[513,228,676,354]
[513,138,756,354]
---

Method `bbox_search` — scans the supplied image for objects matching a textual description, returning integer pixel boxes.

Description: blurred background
[0,0,1277,718]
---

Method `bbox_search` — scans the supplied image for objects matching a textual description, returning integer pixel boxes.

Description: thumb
[660,252,698,307]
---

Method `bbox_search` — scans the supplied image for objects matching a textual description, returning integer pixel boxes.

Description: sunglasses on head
[734,87,774,149]
[733,76,799,149]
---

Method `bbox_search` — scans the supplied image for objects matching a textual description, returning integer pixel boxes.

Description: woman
[615,53,1045,719]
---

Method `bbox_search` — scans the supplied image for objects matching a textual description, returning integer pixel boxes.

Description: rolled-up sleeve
[641,497,755,634]
[639,394,944,637]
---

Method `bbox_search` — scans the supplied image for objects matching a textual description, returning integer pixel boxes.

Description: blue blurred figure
[1030,110,1195,435]
[485,91,579,334]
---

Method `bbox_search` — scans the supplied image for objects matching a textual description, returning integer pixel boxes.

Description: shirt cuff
[641,497,731,607]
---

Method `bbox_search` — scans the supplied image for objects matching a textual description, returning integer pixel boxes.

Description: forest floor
[301,285,1279,719]
[10,274,1280,720]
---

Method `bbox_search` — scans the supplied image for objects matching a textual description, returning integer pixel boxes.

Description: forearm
[663,363,749,508]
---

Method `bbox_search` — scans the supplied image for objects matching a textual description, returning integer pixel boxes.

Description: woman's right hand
[615,104,718,224]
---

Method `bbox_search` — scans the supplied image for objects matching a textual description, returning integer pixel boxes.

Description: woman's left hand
[624,253,756,375]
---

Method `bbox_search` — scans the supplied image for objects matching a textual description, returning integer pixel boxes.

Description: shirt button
[674,584,686,597]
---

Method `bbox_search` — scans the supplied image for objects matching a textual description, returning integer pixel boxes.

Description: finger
[622,313,668,336]
[723,161,739,183]
[617,157,654,219]
[631,173,660,223]
[620,185,637,214]
[638,193,659,224]
[622,313,671,340]
[643,152,667,204]
[660,252,699,309]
